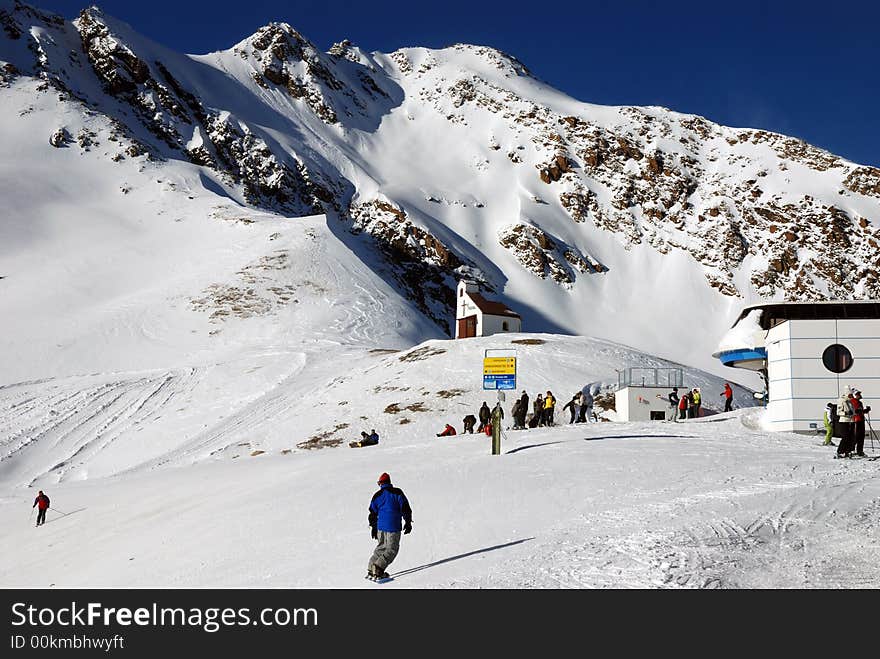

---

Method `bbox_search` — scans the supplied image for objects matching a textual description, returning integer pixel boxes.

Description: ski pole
[867,412,877,453]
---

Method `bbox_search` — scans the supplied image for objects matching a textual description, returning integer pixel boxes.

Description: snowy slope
[2,1,879,382]
[3,409,880,588]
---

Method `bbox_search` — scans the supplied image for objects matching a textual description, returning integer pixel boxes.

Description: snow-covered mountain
[2,1,878,382]
[4,2,880,590]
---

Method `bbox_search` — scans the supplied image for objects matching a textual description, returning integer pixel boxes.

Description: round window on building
[822,344,853,373]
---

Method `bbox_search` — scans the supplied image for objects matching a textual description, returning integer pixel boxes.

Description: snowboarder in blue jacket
[367,472,413,580]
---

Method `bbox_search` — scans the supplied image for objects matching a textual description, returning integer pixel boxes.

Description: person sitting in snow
[463,414,477,433]
[436,423,457,437]
[350,430,379,448]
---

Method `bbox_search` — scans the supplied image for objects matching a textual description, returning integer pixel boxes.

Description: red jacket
[723,384,733,399]
[438,424,456,436]
[34,494,50,510]
[851,398,865,423]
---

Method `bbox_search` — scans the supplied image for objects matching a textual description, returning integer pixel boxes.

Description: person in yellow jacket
[692,388,702,417]
[822,403,836,447]
[543,391,556,426]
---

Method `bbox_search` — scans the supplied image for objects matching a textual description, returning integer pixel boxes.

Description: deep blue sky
[36,0,880,166]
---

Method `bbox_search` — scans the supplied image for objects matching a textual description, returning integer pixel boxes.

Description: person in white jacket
[835,386,855,458]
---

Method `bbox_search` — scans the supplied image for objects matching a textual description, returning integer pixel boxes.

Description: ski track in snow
[0,369,200,485]
[442,428,880,589]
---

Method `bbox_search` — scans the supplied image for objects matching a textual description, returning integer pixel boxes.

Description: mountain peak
[1,0,63,36]
[448,42,533,77]
[234,21,316,58]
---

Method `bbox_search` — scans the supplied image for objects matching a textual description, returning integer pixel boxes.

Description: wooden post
[491,403,503,455]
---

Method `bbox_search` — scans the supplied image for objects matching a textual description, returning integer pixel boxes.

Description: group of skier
[510,390,565,429]
[826,386,872,458]
[665,383,734,421]
[448,389,598,436]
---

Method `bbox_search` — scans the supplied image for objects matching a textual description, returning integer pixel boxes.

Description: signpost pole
[491,399,503,455]
[483,349,516,456]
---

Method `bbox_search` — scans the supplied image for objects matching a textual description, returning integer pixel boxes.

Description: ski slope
[3,409,880,588]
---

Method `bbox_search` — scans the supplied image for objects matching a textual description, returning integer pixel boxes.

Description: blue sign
[483,374,516,390]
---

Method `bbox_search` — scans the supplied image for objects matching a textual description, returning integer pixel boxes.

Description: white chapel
[455,279,522,338]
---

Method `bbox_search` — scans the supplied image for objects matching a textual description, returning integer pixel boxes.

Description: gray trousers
[368,530,401,573]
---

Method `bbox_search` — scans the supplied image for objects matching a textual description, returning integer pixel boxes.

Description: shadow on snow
[391,538,534,579]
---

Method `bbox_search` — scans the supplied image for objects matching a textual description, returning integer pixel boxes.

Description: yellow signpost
[483,358,516,375]
[483,349,517,454]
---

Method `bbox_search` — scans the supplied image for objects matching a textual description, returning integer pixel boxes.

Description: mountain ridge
[1,0,878,380]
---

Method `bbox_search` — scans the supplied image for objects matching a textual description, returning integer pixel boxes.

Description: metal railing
[617,367,683,389]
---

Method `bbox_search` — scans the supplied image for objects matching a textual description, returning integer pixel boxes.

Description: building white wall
[765,319,880,433]
[615,387,671,422]
[455,281,480,338]
[455,281,521,338]
[482,314,521,336]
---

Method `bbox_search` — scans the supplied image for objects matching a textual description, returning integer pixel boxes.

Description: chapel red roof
[468,292,521,318]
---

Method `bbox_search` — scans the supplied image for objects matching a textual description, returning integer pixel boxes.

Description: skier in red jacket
[721,383,733,412]
[33,490,50,527]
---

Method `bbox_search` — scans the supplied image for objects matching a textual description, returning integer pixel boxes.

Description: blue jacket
[369,483,412,533]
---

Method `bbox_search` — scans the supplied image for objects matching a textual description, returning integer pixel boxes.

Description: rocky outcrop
[843,166,880,198]
[244,23,340,124]
[48,127,71,147]
[237,23,390,127]
[415,66,879,299]
[0,60,18,85]
[349,199,485,330]
[498,223,606,285]
[3,3,878,328]
[64,9,326,215]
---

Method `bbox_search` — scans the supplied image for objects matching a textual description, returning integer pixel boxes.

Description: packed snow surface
[3,408,880,589]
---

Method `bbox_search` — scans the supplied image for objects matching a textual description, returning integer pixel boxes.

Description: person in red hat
[366,472,413,581]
